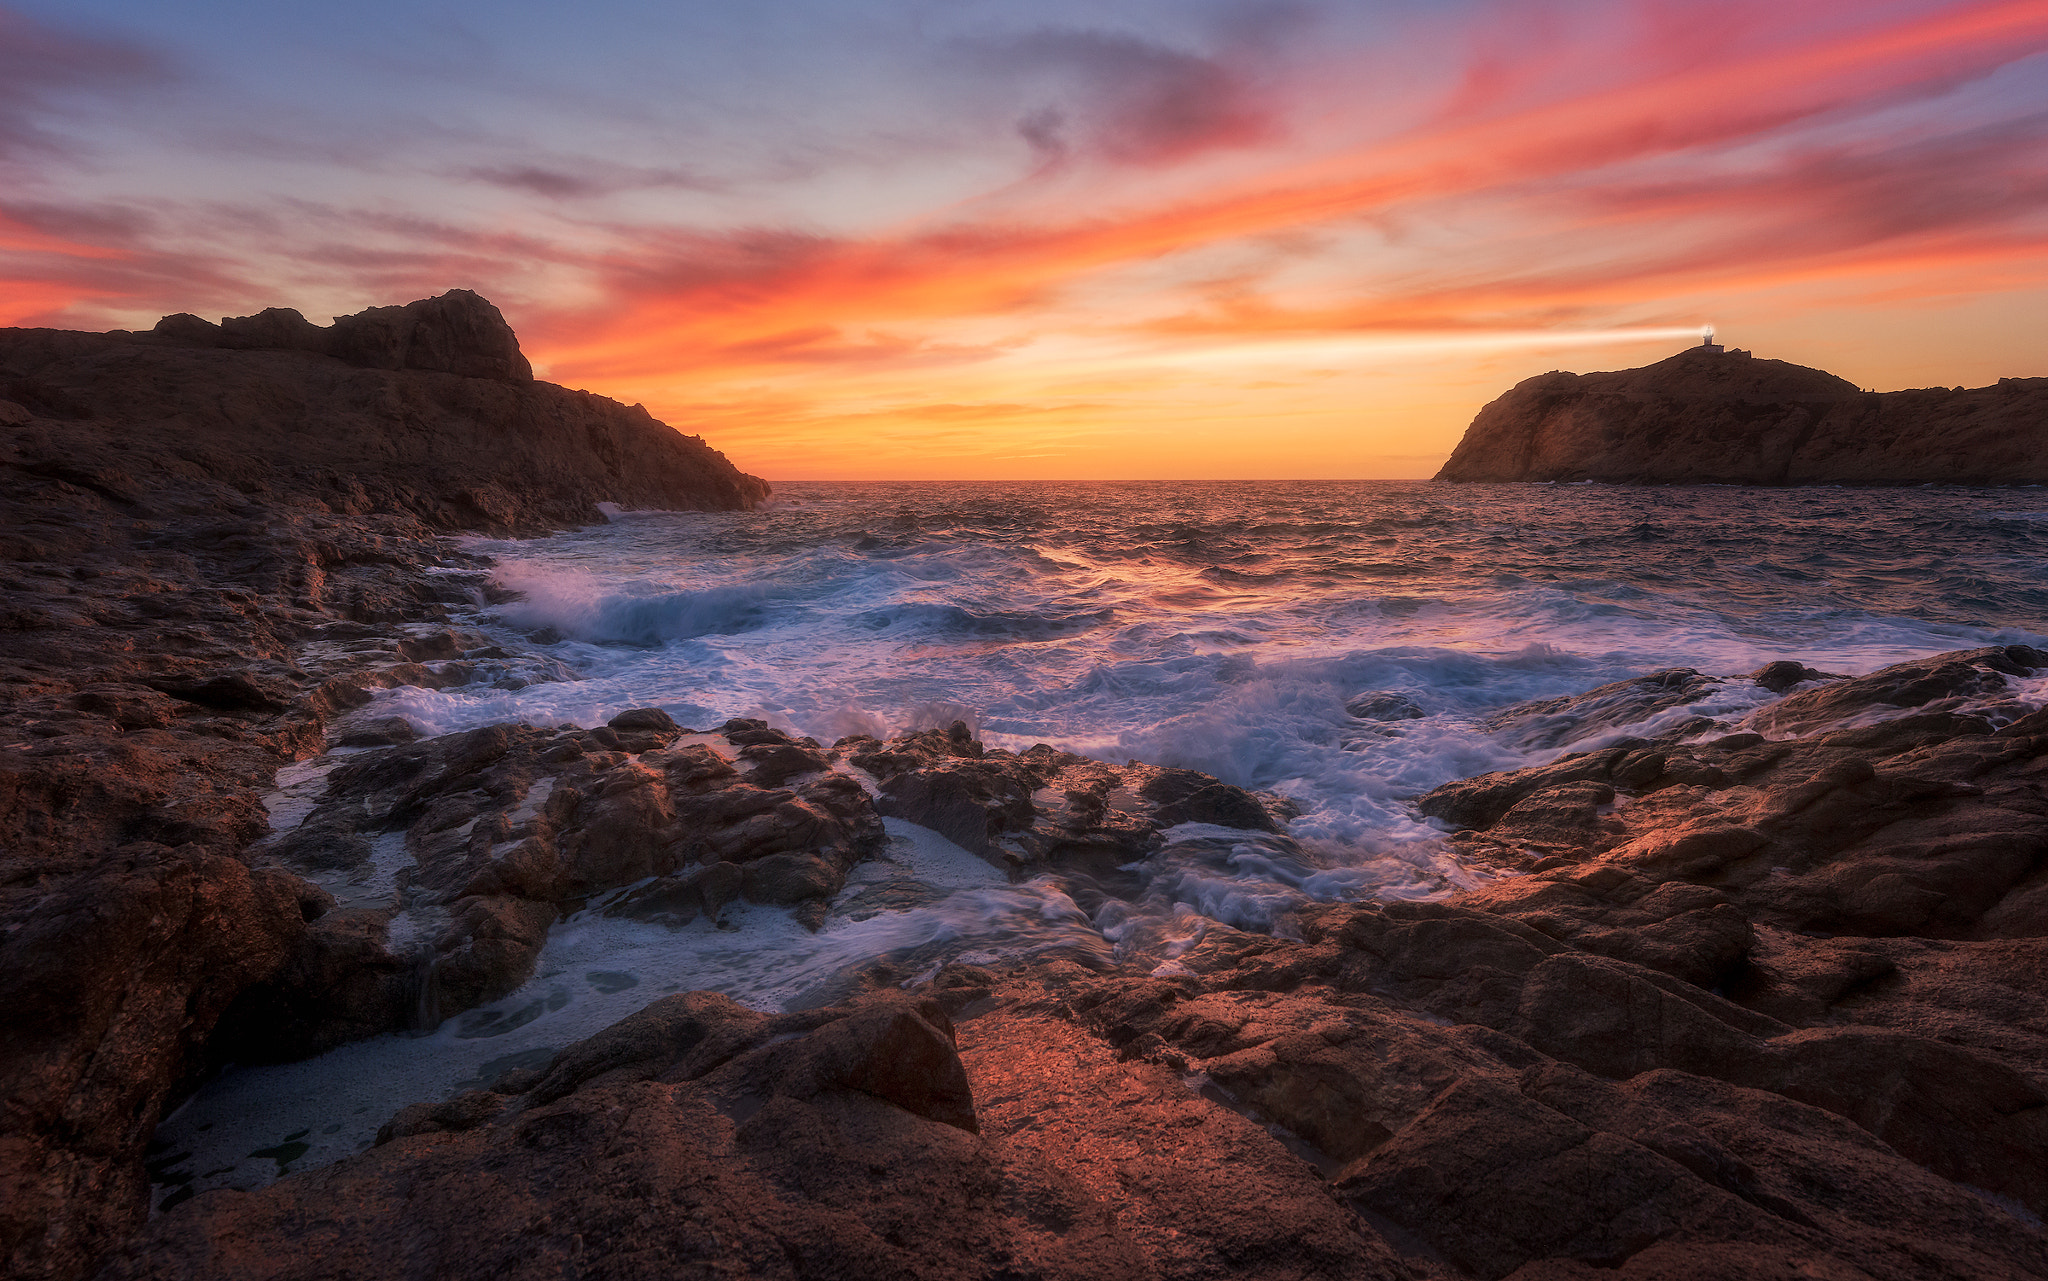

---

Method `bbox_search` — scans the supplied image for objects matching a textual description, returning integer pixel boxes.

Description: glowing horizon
[2,0,2044,479]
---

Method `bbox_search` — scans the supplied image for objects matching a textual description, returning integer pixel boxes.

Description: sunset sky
[3,0,2045,479]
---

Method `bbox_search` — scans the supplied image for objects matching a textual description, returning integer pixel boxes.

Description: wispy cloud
[968,26,1276,168]
[454,159,719,199]
[0,6,169,161]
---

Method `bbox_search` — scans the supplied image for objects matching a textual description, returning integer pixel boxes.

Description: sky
[2,0,2045,480]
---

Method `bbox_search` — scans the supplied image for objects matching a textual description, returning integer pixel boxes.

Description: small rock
[1750,659,1839,694]
[741,853,845,906]
[1345,690,1427,721]
[607,707,679,733]
[147,670,296,713]
[337,717,417,747]
[740,742,829,786]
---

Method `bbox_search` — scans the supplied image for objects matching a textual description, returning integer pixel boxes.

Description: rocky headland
[3,304,2047,1281]
[0,291,766,1278]
[1435,343,2048,484]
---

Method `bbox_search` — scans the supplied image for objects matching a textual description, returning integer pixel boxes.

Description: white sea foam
[153,481,2048,1206]
[418,484,2047,862]
[153,820,1089,1205]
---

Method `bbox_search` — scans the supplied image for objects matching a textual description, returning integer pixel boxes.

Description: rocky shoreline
[98,644,2048,1281]
[0,293,768,1278]
[5,303,2048,1279]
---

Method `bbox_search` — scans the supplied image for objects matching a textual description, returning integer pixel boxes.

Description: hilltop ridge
[1,290,768,530]
[1437,343,2048,484]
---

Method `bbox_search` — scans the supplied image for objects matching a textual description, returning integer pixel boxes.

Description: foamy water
[390,481,2047,850]
[152,481,2048,1206]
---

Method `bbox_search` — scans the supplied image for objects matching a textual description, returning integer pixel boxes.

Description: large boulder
[325,289,534,382]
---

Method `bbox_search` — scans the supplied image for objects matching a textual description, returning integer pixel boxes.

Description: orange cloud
[531,0,2048,395]
[0,209,138,325]
[3,0,2044,478]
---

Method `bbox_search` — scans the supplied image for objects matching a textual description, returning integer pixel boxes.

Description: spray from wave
[491,562,770,645]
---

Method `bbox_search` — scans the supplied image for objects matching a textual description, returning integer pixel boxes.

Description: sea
[150,480,2048,1205]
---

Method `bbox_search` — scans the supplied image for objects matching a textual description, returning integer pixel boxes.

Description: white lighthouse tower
[1700,328,1725,354]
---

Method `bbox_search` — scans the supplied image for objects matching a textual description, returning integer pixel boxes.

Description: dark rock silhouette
[1437,344,2048,484]
[154,289,533,381]
[8,293,766,534]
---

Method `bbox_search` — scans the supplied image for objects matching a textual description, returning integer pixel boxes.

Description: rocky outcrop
[0,294,768,1280]
[1421,645,2048,932]
[217,715,887,1061]
[161,290,532,381]
[1436,344,2048,484]
[0,516,475,1280]
[94,645,2048,1279]
[105,979,1406,1281]
[3,292,767,535]
[1074,921,2048,1280]
[9,290,2048,1279]
[842,722,1293,878]
[217,714,1300,1064]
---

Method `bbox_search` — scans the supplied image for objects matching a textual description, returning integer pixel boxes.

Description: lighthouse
[1700,328,1725,354]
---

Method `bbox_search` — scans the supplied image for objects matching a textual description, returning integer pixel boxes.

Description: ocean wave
[442,482,2045,884]
[852,601,1114,639]
[490,563,770,645]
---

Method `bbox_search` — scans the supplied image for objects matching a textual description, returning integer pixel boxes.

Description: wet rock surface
[215,717,892,1060]
[106,976,1414,1281]
[1436,345,2048,485]
[98,644,2048,1279]
[848,722,1295,878]
[216,713,1306,1065]
[1425,645,2048,940]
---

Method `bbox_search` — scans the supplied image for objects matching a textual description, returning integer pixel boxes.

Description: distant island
[1436,341,2048,485]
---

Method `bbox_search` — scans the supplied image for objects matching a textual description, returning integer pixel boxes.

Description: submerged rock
[1345,690,1427,722]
